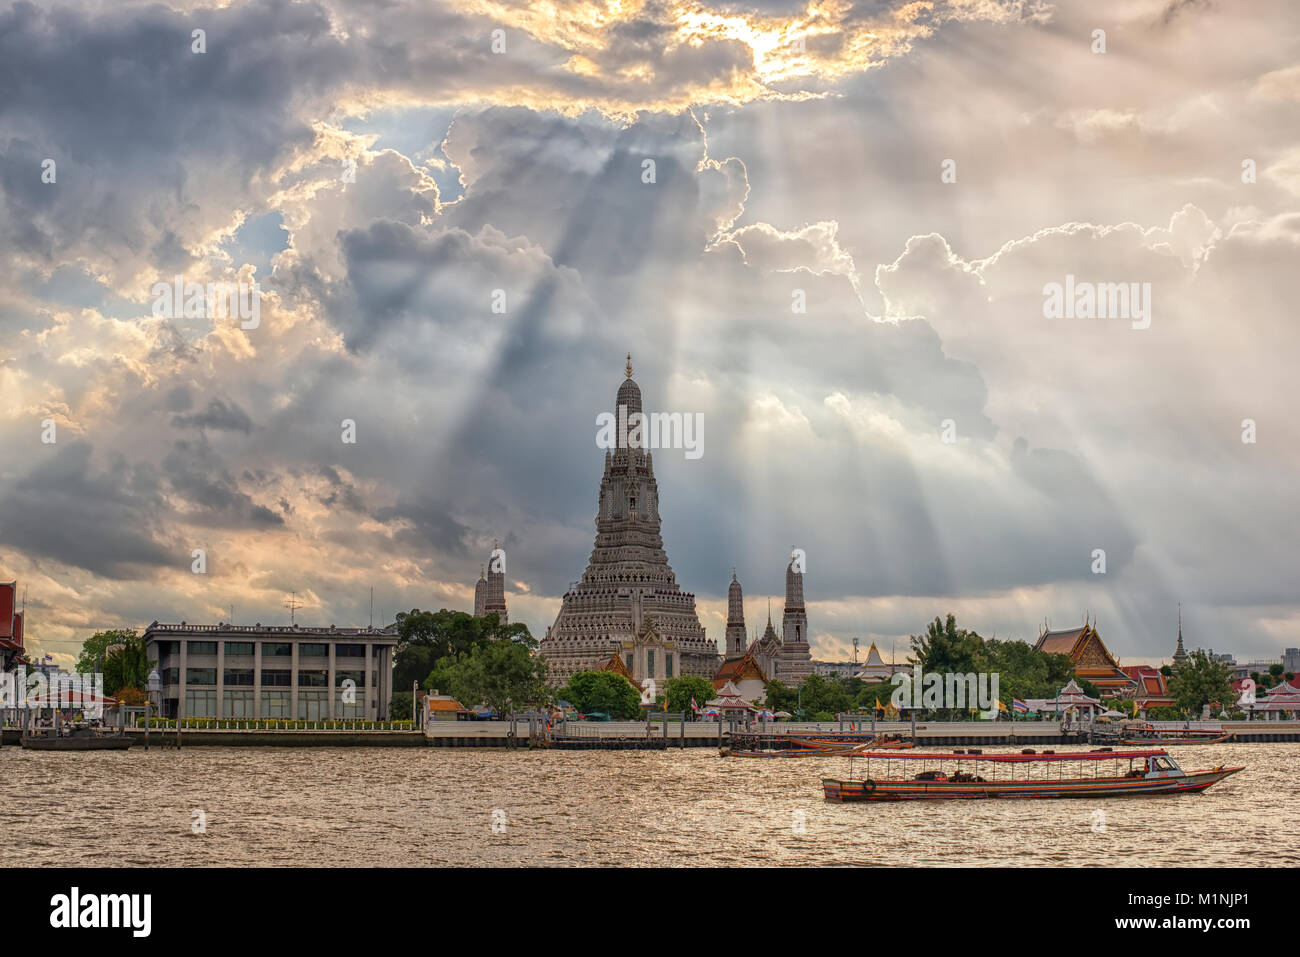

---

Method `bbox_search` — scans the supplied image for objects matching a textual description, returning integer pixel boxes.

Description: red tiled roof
[0,582,15,640]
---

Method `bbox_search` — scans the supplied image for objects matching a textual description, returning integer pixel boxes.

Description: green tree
[664,675,715,715]
[1168,649,1235,714]
[76,629,154,696]
[797,674,852,717]
[389,691,413,720]
[559,671,642,719]
[438,640,550,717]
[763,680,797,714]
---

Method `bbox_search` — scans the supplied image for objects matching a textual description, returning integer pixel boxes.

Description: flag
[43,654,53,662]
[996,699,1007,712]
[875,697,882,711]
[1012,698,1029,714]
[689,697,699,713]
[1132,698,1139,717]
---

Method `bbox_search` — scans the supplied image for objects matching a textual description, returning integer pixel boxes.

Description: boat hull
[21,735,133,751]
[822,767,1243,801]
[1119,734,1231,746]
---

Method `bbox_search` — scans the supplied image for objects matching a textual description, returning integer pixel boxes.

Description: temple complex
[1033,616,1136,695]
[713,560,815,693]
[538,357,719,687]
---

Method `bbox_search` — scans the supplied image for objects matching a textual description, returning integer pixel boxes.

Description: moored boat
[822,748,1242,801]
[1117,725,1232,746]
[21,728,133,751]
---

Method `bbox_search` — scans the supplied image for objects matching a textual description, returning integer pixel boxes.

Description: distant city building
[539,357,719,687]
[472,541,508,623]
[1285,649,1300,674]
[0,580,26,671]
[143,621,398,720]
[812,661,861,677]
[1033,616,1136,695]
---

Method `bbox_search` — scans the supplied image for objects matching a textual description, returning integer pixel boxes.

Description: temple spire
[625,353,634,379]
[1173,603,1188,666]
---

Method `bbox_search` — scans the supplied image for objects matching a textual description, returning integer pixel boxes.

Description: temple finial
[625,353,633,379]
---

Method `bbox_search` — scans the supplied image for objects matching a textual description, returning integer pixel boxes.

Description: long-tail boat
[723,732,910,758]
[822,748,1243,801]
[1118,725,1232,746]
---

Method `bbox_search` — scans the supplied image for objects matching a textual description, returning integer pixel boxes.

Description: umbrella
[702,708,722,717]
[756,709,775,719]
[1099,709,1127,718]
[774,711,793,719]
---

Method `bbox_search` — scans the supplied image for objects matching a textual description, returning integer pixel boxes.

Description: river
[4,743,1296,866]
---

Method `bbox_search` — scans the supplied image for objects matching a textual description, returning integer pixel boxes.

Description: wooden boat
[1118,726,1232,746]
[822,748,1243,801]
[21,728,133,751]
[723,732,911,758]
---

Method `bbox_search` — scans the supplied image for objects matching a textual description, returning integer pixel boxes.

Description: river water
[3,743,1296,867]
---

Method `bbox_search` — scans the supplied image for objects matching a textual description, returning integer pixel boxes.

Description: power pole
[284,592,303,626]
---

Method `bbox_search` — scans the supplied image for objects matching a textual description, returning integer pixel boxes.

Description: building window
[263,643,292,657]
[162,667,179,686]
[666,654,673,678]
[261,690,290,718]
[625,654,633,671]
[298,670,328,687]
[222,690,253,718]
[299,643,329,658]
[186,668,216,686]
[336,643,365,657]
[260,669,291,687]
[223,668,254,686]
[335,670,365,687]
[336,689,365,718]
[297,690,327,721]
[224,641,254,656]
[646,650,655,677]
[188,641,217,656]
[184,689,217,717]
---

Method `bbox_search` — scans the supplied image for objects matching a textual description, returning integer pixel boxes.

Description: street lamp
[146,669,160,750]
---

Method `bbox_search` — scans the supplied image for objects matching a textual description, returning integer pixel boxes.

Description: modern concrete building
[143,621,398,720]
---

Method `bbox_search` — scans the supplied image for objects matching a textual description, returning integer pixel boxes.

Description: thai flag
[43,654,53,662]
[690,697,700,713]
[1012,698,1029,713]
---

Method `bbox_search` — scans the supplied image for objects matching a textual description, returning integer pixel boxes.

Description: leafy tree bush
[559,671,642,719]
[664,675,715,715]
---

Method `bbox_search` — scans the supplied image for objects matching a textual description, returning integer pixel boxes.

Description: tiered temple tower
[472,542,508,623]
[723,571,747,662]
[775,557,813,684]
[538,356,719,686]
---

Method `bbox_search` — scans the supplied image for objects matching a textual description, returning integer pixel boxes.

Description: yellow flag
[1132,698,1139,717]
[996,699,1007,712]
[875,697,882,710]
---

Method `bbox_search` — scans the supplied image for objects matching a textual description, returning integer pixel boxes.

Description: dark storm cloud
[0,441,175,577]
[161,437,284,527]
[170,398,254,433]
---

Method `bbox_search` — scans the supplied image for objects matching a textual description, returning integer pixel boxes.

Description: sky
[1,0,1297,670]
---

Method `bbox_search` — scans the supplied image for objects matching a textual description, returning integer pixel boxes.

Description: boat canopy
[848,748,1169,763]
